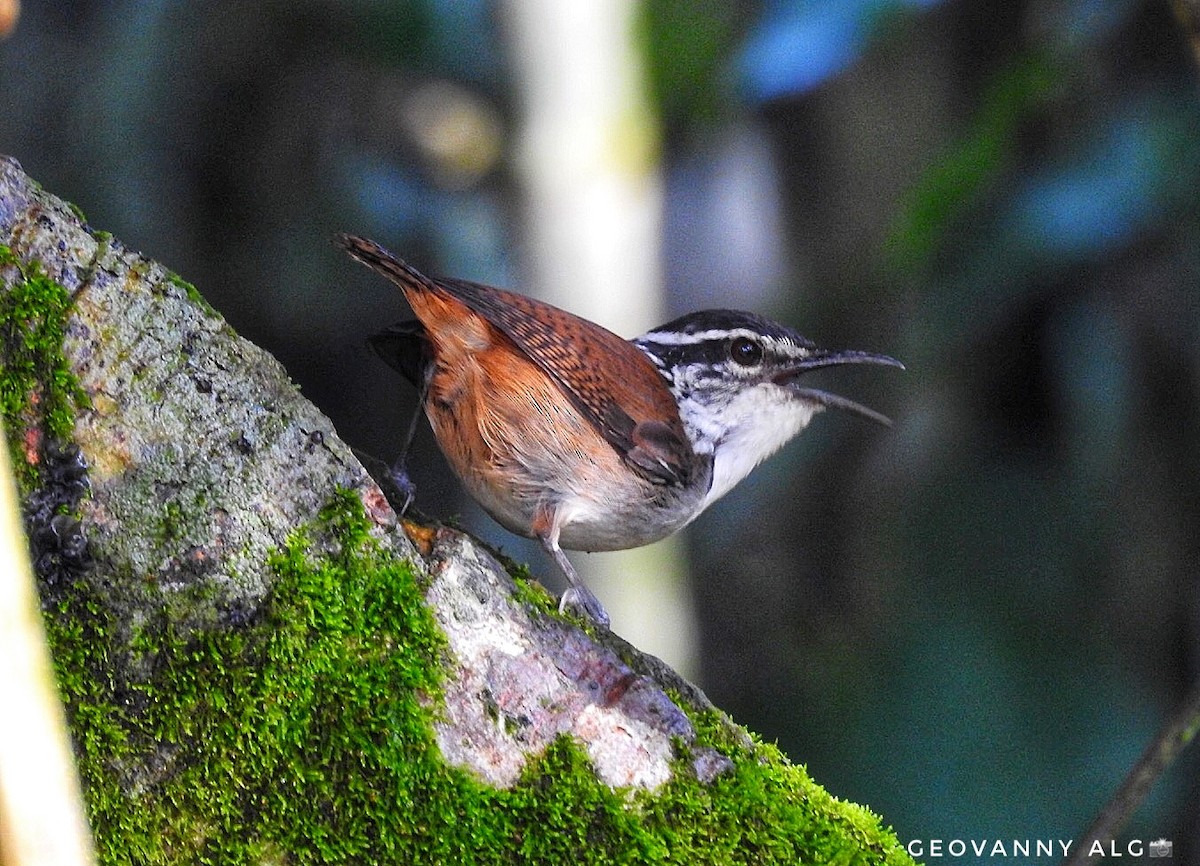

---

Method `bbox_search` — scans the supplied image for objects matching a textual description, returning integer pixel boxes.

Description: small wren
[338,234,902,626]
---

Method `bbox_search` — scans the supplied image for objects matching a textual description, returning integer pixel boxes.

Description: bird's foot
[382,460,417,516]
[558,586,611,629]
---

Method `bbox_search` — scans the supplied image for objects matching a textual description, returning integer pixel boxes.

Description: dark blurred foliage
[644,0,1200,854]
[4,0,1200,857]
[1,0,516,518]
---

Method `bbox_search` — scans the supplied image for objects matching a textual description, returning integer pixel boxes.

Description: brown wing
[436,275,696,486]
[337,234,695,486]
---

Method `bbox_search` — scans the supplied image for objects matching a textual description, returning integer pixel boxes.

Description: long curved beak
[774,350,904,426]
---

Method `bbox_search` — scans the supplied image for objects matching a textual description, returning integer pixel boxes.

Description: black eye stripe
[638,338,730,369]
[639,335,789,370]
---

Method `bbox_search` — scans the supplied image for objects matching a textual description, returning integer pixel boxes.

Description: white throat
[700,394,821,511]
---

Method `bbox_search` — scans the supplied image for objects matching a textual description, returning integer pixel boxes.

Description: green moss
[159,501,186,543]
[48,490,452,863]
[0,244,90,489]
[507,565,558,618]
[153,487,211,550]
[166,271,221,319]
[47,491,914,865]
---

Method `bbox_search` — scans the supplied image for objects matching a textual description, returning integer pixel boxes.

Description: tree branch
[0,155,913,864]
[1062,682,1200,866]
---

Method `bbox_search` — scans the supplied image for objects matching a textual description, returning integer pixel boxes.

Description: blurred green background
[4,0,1199,859]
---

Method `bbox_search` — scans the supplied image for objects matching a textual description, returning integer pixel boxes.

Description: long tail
[334,233,439,295]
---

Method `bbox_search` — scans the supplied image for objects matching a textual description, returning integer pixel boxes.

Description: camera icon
[1148,838,1172,858]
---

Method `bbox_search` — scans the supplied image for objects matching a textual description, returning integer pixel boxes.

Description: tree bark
[0,155,914,865]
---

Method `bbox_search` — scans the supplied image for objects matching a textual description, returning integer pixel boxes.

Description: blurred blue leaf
[340,151,510,283]
[739,0,943,102]
[914,94,1200,344]
[428,0,500,82]
[344,155,429,237]
[1050,0,1142,50]
[1000,101,1200,260]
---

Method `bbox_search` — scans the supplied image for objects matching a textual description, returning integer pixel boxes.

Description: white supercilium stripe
[637,328,765,345]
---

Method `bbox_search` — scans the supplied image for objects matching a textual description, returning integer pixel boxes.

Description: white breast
[700,390,820,511]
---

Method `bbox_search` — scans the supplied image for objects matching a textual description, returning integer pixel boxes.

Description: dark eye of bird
[729,337,763,367]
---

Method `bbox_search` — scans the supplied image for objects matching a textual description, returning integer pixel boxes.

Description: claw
[558,586,611,628]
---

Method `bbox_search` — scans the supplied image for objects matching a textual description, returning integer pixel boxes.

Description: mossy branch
[0,155,915,865]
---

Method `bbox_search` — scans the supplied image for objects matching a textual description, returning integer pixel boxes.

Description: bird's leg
[546,541,611,628]
[534,505,610,627]
[383,383,428,516]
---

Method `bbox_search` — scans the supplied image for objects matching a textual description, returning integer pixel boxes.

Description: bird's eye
[729,337,763,366]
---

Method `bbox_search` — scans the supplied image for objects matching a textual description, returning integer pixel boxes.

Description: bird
[337,234,902,626]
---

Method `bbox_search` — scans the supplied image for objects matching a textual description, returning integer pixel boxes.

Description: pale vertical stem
[502,0,698,675]
[0,425,96,866]
[503,0,662,332]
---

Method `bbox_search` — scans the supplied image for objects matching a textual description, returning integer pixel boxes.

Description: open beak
[773,350,904,426]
